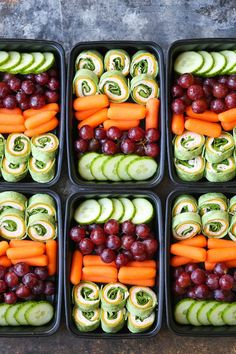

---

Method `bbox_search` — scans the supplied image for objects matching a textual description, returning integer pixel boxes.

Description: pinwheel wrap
[0,209,26,240]
[101,308,126,333]
[172,195,198,216]
[130,50,158,77]
[130,74,159,105]
[5,134,30,164]
[99,71,129,103]
[0,134,5,157]
[126,286,157,319]
[73,69,98,97]
[205,132,234,163]
[205,157,236,182]
[1,158,28,182]
[101,283,129,312]
[172,212,201,240]
[0,191,27,213]
[31,133,59,163]
[104,49,130,76]
[75,50,104,77]
[229,196,236,215]
[174,131,205,160]
[27,214,56,241]
[202,210,229,238]
[174,156,205,182]
[198,193,228,216]
[28,157,55,183]
[27,194,56,219]
[229,214,236,241]
[127,311,155,333]
[73,281,100,311]
[73,307,100,332]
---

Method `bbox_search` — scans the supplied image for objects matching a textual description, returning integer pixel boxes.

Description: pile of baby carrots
[70,252,157,287]
[0,103,59,136]
[172,106,236,137]
[73,95,159,131]
[170,235,236,271]
[0,239,57,276]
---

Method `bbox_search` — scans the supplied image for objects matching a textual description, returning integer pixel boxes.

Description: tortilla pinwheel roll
[130,74,159,105]
[99,71,129,103]
[229,196,236,215]
[202,210,229,238]
[0,191,27,213]
[73,281,100,311]
[73,69,98,97]
[0,209,26,240]
[31,133,59,163]
[1,158,28,182]
[27,194,56,219]
[172,195,198,216]
[174,131,205,160]
[130,50,158,78]
[126,286,157,319]
[73,307,100,332]
[75,50,104,77]
[198,193,228,216]
[5,133,30,164]
[101,308,126,333]
[101,283,129,312]
[104,49,130,76]
[228,214,236,241]
[27,214,56,241]
[0,134,5,157]
[28,157,55,183]
[174,156,205,182]
[127,311,155,333]
[172,212,201,240]
[205,132,234,163]
[205,157,236,182]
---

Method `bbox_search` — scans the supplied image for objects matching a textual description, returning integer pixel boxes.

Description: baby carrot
[83,255,116,267]
[170,243,206,262]
[103,119,139,131]
[225,260,236,268]
[118,277,155,287]
[171,113,184,135]
[23,103,60,118]
[73,95,109,111]
[221,120,236,131]
[178,235,207,248]
[0,256,11,268]
[70,250,83,285]
[78,108,108,129]
[7,246,44,260]
[9,239,45,250]
[207,248,236,263]
[82,266,118,279]
[0,241,9,256]
[0,124,25,133]
[185,118,222,138]
[74,108,101,121]
[118,266,156,280]
[204,261,216,271]
[170,256,199,267]
[24,117,59,137]
[185,106,219,122]
[145,98,159,130]
[0,114,24,125]
[11,255,48,267]
[46,240,57,276]
[208,238,236,249]
[107,103,146,120]
[25,111,57,130]
[218,108,236,123]
[81,274,117,283]
[0,108,22,115]
[126,260,157,268]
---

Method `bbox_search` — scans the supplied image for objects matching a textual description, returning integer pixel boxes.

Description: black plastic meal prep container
[165,188,236,337]
[66,40,165,189]
[0,38,65,188]
[64,190,163,338]
[0,187,63,337]
[166,38,236,188]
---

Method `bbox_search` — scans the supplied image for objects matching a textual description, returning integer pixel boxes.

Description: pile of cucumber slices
[174,50,236,76]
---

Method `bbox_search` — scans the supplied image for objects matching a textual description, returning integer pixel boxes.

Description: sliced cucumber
[78,152,99,181]
[131,198,154,224]
[90,155,109,181]
[15,301,36,325]
[220,50,236,74]
[5,304,21,326]
[208,302,228,326]
[187,301,206,326]
[198,301,218,326]
[195,51,214,75]
[103,155,125,181]
[0,51,21,72]
[174,51,204,74]
[204,52,226,77]
[74,199,101,224]
[22,52,45,74]
[174,298,195,325]
[119,197,136,222]
[34,53,55,74]
[117,155,138,181]
[228,52,236,74]
[222,303,236,325]
[25,301,54,326]
[0,51,9,66]
[0,303,11,326]
[9,53,34,74]
[96,198,114,223]
[109,198,124,221]
[127,157,158,181]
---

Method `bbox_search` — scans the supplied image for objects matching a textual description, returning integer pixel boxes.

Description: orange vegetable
[170,243,206,262]
[126,260,157,268]
[0,108,22,115]
[118,278,155,287]
[204,262,216,271]
[178,235,207,248]
[78,108,108,129]
[23,103,60,118]
[70,250,83,285]
[0,241,9,256]
[0,124,25,133]
[83,255,116,267]
[73,95,109,111]
[118,266,156,281]
[208,238,236,249]
[225,260,236,268]
[221,120,236,131]
[24,117,59,137]
[185,118,222,138]
[46,240,57,276]
[218,108,236,123]
[7,246,44,260]
[107,103,146,120]
[74,108,101,121]
[25,111,57,130]
[9,239,45,250]
[185,107,219,122]
[170,256,199,267]
[0,256,11,267]
[207,248,236,263]
[146,98,159,130]
[11,255,48,267]
[81,274,117,284]
[0,114,24,125]
[103,119,139,131]
[82,266,118,279]
[171,113,184,135]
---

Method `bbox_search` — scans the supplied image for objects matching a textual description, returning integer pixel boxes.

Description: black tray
[0,187,62,337]
[165,188,236,337]
[66,41,165,189]
[0,38,65,187]
[166,38,236,188]
[64,190,163,338]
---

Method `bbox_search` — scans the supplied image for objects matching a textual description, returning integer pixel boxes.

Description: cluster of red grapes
[171,73,236,115]
[74,125,160,158]
[0,262,55,304]
[69,219,158,268]
[0,68,59,110]
[173,262,236,302]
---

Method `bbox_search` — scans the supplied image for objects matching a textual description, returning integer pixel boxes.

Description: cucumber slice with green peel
[34,53,55,74]
[25,301,54,326]
[0,304,11,326]
[174,299,195,325]
[5,304,21,326]
[102,155,125,181]
[208,302,228,326]
[195,51,214,75]
[198,301,218,326]
[109,198,124,221]
[0,51,9,66]
[228,52,236,74]
[174,51,204,74]
[127,157,158,181]
[131,198,154,224]
[74,199,101,224]
[90,155,109,181]
[22,52,45,74]
[119,197,136,222]
[96,198,114,223]
[220,50,236,74]
[78,152,99,181]
[222,303,236,325]
[203,52,226,77]
[15,301,36,325]
[9,53,34,74]
[187,301,206,326]
[117,155,138,181]
[0,51,21,71]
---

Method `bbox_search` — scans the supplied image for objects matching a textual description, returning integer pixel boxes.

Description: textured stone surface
[0,0,236,352]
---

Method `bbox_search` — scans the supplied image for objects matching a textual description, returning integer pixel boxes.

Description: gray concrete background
[0,0,236,353]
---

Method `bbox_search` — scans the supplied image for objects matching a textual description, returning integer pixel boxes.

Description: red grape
[74,139,89,153]
[120,138,135,154]
[233,270,236,281]
[44,281,55,295]
[135,224,150,239]
[219,274,233,290]
[135,144,145,156]
[94,244,105,255]
[143,238,158,256]
[214,288,229,301]
[193,77,203,85]
[34,84,44,95]
[0,280,7,293]
[3,73,15,82]
[212,83,228,98]
[176,272,191,288]
[173,281,186,295]
[101,248,116,263]
[0,266,6,280]
[180,94,192,106]
[145,143,160,158]
[48,68,58,77]
[24,73,35,81]
[171,98,185,114]
[187,288,197,299]
[30,94,46,108]
[128,127,145,142]
[4,291,17,304]
[88,138,100,152]
[178,73,194,88]
[145,128,160,143]
[88,224,99,231]
[13,262,30,277]
[131,241,146,256]
[214,262,228,276]
[121,220,135,235]
[218,75,228,84]
[173,266,184,279]
[210,98,226,113]
[79,125,94,140]
[35,72,49,86]
[134,253,147,261]
[95,127,106,140]
[194,284,209,299]
[225,92,236,109]
[203,78,218,87]
[7,77,21,92]
[90,228,106,245]
[184,263,198,274]
[16,284,31,298]
[227,75,236,90]
[206,274,220,290]
[3,95,17,109]
[115,253,129,268]
[31,280,45,295]
[106,126,122,140]
[192,99,207,113]
[22,273,38,288]
[15,91,27,103]
[122,250,133,261]
[19,99,30,110]
[34,266,48,280]
[69,225,86,243]
[5,272,19,287]
[0,82,10,98]
[21,80,35,95]
[104,219,119,235]
[202,85,212,97]
[102,140,117,155]
[79,238,94,254]
[47,77,60,91]
[106,235,121,250]
[187,85,204,100]
[121,235,135,250]
[45,90,59,103]
[191,268,206,285]
[171,84,184,98]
